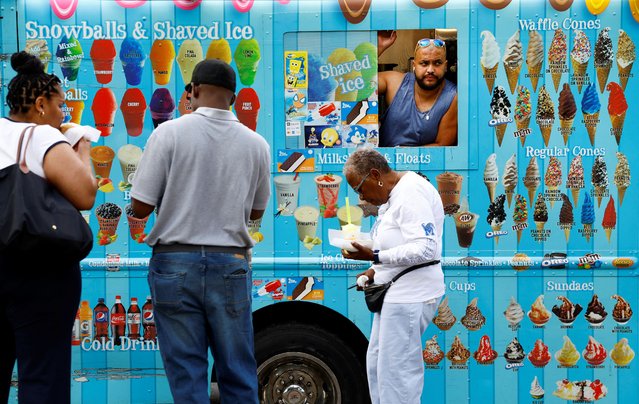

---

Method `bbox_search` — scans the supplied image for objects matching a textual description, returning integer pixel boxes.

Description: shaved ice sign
[318,53,372,97]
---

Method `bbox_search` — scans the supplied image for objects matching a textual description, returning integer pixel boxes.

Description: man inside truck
[378,30,458,147]
[129,59,270,404]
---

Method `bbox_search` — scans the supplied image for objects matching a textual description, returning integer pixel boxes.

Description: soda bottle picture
[79,300,93,341]
[94,298,110,341]
[127,297,141,340]
[142,295,156,341]
[111,295,126,345]
[72,308,81,346]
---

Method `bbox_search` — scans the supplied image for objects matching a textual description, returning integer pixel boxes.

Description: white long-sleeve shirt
[372,171,445,303]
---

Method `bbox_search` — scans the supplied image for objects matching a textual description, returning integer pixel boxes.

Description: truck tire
[255,323,370,404]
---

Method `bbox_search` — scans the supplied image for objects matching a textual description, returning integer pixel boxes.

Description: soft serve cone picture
[480,31,500,94]
[567,155,584,207]
[120,37,146,86]
[571,29,591,93]
[581,83,601,146]
[486,194,506,244]
[557,83,576,145]
[614,152,631,206]
[533,193,548,239]
[559,193,574,242]
[544,157,562,208]
[594,27,613,93]
[150,39,176,85]
[56,35,83,81]
[234,38,261,86]
[483,153,498,202]
[503,31,522,94]
[526,30,544,92]
[512,194,528,244]
[548,29,567,91]
[176,39,203,85]
[535,85,555,147]
[90,39,116,84]
[602,196,616,242]
[490,85,511,146]
[514,85,531,145]
[606,82,628,145]
[523,156,540,206]
[591,156,609,208]
[617,29,635,91]
[580,192,595,242]
[502,154,517,207]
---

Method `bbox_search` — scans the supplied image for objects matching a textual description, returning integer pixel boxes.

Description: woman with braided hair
[0,51,96,404]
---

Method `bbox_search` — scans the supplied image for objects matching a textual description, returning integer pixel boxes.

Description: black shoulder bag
[0,125,93,262]
[364,260,441,313]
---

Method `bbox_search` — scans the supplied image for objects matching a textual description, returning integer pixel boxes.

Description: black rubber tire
[254,323,370,404]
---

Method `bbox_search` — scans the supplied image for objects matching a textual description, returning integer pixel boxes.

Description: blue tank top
[380,74,456,147]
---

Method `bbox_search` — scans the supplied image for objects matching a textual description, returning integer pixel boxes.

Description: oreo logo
[542,252,568,269]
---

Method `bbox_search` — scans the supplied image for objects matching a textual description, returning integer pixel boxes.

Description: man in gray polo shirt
[130,59,270,404]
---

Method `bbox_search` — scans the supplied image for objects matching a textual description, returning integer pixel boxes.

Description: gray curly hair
[343,147,391,178]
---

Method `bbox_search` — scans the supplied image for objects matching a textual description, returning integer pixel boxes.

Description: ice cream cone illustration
[523,156,540,205]
[602,196,616,242]
[533,193,548,240]
[557,84,576,145]
[176,39,203,85]
[150,88,175,128]
[526,30,544,92]
[480,31,500,94]
[150,39,176,85]
[513,194,528,243]
[567,155,584,207]
[548,29,567,92]
[326,48,361,102]
[90,39,116,84]
[616,29,635,91]
[559,193,573,242]
[545,157,562,208]
[25,39,52,73]
[234,38,261,86]
[571,30,591,93]
[483,153,498,203]
[120,88,146,137]
[581,193,595,242]
[503,154,517,207]
[92,88,117,137]
[56,35,83,81]
[594,27,613,93]
[614,152,631,206]
[503,31,523,94]
[536,85,554,147]
[591,156,609,208]
[490,86,511,146]
[235,88,261,131]
[206,38,232,64]
[487,194,506,245]
[514,85,531,145]
[581,83,601,146]
[120,37,146,86]
[606,82,628,145]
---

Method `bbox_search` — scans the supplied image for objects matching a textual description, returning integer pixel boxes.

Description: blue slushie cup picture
[120,37,146,86]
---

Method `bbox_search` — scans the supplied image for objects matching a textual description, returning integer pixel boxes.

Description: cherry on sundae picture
[553,379,607,401]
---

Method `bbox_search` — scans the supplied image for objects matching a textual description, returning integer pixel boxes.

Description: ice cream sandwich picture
[287,277,324,301]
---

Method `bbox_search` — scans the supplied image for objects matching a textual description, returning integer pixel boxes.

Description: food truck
[1,0,638,402]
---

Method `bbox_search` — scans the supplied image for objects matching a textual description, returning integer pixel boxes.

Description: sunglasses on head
[415,38,446,50]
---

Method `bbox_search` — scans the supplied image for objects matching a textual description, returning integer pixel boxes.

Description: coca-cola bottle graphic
[127,297,141,340]
[142,296,156,341]
[110,295,126,345]
[94,298,110,341]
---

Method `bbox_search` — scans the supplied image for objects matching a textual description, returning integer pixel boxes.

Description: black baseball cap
[185,59,236,93]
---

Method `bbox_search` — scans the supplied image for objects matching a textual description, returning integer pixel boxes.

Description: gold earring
[39,110,44,116]
[378,181,383,187]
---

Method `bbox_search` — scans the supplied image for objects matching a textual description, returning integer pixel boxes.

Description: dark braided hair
[7,51,61,114]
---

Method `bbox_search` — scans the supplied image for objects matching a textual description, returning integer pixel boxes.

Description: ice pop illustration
[446,336,470,365]
[614,152,631,206]
[583,336,607,366]
[422,335,445,365]
[150,88,175,128]
[528,295,551,325]
[584,294,607,324]
[571,29,591,93]
[567,155,584,207]
[234,38,261,86]
[120,37,146,86]
[581,83,601,146]
[64,98,84,124]
[25,39,52,72]
[558,83,576,144]
[176,39,203,85]
[473,335,498,364]
[490,85,511,146]
[206,38,232,64]
[513,194,528,243]
[150,39,176,85]
[90,39,116,84]
[524,156,540,205]
[480,31,500,94]
[533,193,548,235]
[610,338,635,366]
[601,196,616,242]
[503,31,523,94]
[433,296,456,330]
[555,335,580,366]
[504,296,524,327]
[594,27,613,93]
[120,88,147,137]
[536,85,555,146]
[559,193,574,241]
[612,294,633,324]
[551,295,583,325]
[503,154,517,207]
[56,35,83,81]
[486,194,506,244]
[545,156,562,208]
[591,156,608,207]
[617,29,635,91]
[526,30,544,92]
[581,192,595,242]
[607,82,628,145]
[235,88,261,131]
[530,377,545,400]
[548,29,567,91]
[528,339,551,367]
[514,85,532,145]
[504,337,526,364]
[353,42,377,100]
[92,87,116,137]
[461,297,485,331]
[483,153,498,202]
[326,48,361,101]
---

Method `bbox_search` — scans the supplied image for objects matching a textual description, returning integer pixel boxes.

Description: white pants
[367,298,441,404]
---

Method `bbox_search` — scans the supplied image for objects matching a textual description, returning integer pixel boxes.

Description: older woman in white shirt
[342,147,445,404]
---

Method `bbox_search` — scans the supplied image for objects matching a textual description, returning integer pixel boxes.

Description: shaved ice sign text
[319,54,372,96]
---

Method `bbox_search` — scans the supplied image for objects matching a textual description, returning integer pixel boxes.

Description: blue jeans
[148,250,258,404]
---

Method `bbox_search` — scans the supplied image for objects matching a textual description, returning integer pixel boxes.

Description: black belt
[153,244,248,256]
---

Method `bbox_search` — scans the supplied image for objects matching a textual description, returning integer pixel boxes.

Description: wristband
[373,250,381,264]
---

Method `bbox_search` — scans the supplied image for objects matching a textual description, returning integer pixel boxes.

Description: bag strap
[16,125,37,173]
[390,260,441,284]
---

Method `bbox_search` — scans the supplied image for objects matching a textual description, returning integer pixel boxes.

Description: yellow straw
[345,197,352,224]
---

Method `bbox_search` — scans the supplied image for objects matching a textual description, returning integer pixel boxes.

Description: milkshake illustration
[274,175,301,216]
[293,206,320,242]
[117,144,143,186]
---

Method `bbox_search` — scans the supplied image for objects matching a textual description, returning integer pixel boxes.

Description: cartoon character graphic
[286,57,304,87]
[287,91,306,115]
[346,126,367,146]
[320,128,340,147]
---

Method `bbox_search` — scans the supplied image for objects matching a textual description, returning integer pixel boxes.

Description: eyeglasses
[415,38,446,51]
[352,172,370,195]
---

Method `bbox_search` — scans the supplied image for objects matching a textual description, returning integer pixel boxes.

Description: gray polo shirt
[131,107,271,248]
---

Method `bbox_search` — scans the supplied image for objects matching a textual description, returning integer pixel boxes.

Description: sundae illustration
[528,295,551,325]
[446,336,471,365]
[423,335,445,365]
[504,296,524,326]
[503,337,525,364]
[528,339,551,367]
[461,297,486,331]
[584,294,607,324]
[433,296,456,331]
[551,295,583,325]
[473,335,498,364]
[555,335,580,367]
